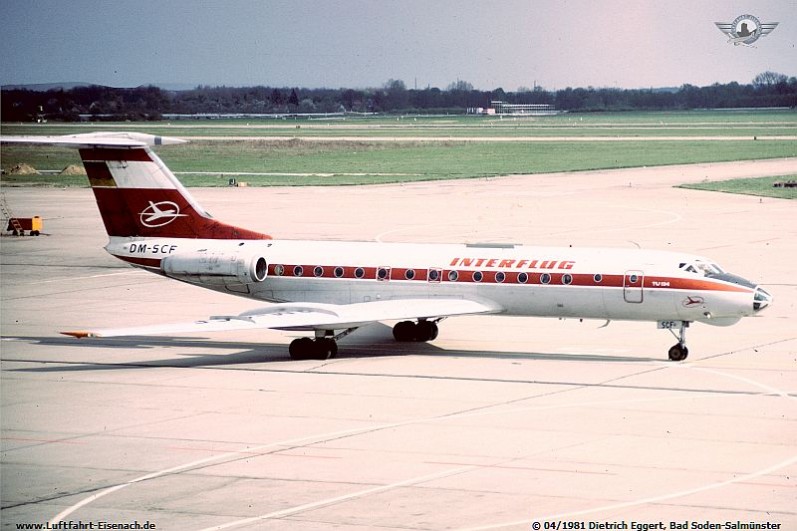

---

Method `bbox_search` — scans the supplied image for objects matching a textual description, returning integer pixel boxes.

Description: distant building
[489,101,559,116]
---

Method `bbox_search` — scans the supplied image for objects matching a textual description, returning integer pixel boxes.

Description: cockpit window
[680,260,724,277]
[680,262,698,274]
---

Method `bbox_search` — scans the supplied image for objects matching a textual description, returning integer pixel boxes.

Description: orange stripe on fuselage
[645,276,751,293]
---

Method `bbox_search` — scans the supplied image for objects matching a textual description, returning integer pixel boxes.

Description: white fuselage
[107,236,759,327]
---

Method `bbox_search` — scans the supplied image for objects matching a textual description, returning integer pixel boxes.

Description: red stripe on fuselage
[114,255,162,268]
[264,263,753,293]
[113,256,751,299]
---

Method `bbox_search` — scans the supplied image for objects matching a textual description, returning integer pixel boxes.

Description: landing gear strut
[664,321,690,361]
[392,319,439,342]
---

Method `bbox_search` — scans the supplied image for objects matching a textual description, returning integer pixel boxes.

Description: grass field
[679,175,797,199]
[3,139,796,187]
[2,110,795,187]
[2,109,796,138]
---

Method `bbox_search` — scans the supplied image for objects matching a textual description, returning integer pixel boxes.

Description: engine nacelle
[161,250,268,286]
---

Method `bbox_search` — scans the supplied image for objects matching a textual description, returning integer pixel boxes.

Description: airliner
[1,132,772,361]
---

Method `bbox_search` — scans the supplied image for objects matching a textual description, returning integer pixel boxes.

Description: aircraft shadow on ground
[5,323,657,373]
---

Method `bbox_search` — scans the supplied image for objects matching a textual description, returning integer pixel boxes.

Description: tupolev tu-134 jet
[1,132,772,361]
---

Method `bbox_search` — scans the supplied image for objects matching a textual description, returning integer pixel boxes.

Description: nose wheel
[668,343,689,361]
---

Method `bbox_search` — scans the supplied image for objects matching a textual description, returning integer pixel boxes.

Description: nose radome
[753,287,772,313]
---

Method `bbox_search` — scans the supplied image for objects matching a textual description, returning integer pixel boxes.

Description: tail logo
[139,201,188,228]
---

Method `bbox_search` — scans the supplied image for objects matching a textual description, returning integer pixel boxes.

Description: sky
[0,0,794,91]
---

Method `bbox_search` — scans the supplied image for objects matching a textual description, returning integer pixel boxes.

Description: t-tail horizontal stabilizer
[0,132,187,148]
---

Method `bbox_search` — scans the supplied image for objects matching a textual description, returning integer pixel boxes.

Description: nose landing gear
[659,320,690,361]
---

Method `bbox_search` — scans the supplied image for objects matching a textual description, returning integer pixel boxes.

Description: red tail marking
[92,188,271,239]
[77,145,271,240]
[79,148,153,162]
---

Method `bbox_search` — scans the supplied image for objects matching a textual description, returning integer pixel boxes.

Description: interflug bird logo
[139,200,187,227]
[715,14,778,47]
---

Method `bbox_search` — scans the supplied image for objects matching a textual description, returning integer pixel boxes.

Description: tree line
[2,72,794,121]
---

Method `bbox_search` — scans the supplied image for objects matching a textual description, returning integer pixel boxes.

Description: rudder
[78,142,270,240]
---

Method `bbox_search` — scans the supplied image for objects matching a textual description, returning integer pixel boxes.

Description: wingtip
[61,330,95,339]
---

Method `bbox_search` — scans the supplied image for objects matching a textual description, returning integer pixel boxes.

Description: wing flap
[61,316,263,338]
[61,298,502,338]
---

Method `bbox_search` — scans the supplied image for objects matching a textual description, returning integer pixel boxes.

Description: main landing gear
[289,337,337,360]
[392,319,439,342]
[288,320,441,360]
[663,321,690,361]
[288,327,358,361]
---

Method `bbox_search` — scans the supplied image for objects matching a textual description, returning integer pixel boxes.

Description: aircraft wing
[62,298,502,338]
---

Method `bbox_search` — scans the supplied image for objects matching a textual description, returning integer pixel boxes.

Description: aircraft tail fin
[2,132,271,240]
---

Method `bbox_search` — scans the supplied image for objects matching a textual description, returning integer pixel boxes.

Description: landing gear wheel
[393,321,416,342]
[289,337,314,360]
[668,344,689,362]
[393,320,439,342]
[315,338,338,360]
[289,337,338,360]
[661,321,691,361]
[415,320,439,342]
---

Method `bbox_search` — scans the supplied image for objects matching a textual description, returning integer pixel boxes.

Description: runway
[2,159,796,530]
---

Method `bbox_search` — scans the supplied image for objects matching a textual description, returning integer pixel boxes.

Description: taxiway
[1,159,795,530]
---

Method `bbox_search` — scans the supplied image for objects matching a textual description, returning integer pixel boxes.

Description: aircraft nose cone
[753,286,772,313]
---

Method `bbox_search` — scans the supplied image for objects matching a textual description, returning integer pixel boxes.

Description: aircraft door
[623,270,644,303]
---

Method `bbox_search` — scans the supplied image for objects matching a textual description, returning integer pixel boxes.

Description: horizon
[2,76,791,94]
